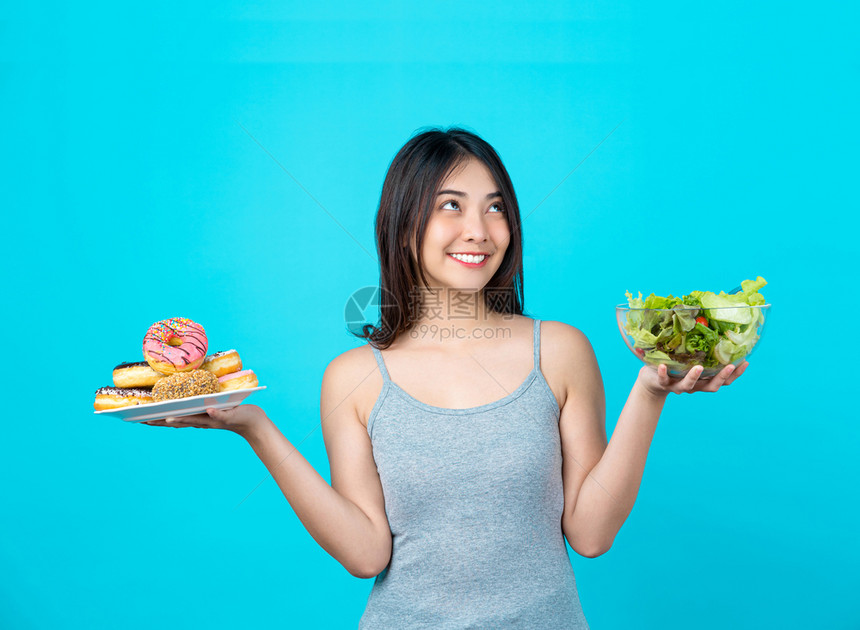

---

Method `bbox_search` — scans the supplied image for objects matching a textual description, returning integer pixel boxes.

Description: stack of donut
[93,317,259,410]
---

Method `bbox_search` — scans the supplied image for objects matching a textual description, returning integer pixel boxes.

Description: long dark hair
[354,126,525,349]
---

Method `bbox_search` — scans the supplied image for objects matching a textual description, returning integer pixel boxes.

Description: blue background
[2,2,857,628]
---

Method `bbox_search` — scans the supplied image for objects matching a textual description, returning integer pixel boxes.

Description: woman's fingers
[695,361,749,393]
[724,361,748,385]
[142,413,212,428]
[704,361,748,391]
[169,413,213,428]
[679,365,703,393]
[650,361,749,396]
[657,364,671,388]
[142,418,181,427]
[655,364,701,394]
[699,364,736,392]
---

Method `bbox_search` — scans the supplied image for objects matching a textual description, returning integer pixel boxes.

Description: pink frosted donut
[142,318,208,375]
[218,369,258,392]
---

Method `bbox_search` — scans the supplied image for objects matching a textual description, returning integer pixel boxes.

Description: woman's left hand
[638,361,749,397]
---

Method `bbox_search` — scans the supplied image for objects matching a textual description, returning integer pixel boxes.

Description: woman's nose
[461,209,489,241]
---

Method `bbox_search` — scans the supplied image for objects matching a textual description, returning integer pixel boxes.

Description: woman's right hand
[142,404,268,438]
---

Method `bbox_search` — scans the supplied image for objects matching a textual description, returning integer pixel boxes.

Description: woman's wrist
[635,367,670,402]
[234,411,275,442]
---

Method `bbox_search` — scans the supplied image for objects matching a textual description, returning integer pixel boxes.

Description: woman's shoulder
[489,315,594,361]
[326,343,376,371]
[534,318,599,409]
[323,343,384,428]
[538,319,597,370]
[537,318,593,349]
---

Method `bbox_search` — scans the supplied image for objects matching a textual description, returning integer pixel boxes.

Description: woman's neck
[404,287,516,349]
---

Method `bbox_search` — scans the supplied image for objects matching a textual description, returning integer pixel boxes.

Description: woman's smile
[447,252,490,267]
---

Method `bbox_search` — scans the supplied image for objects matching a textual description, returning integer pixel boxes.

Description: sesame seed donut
[218,369,258,392]
[152,369,220,401]
[201,349,242,378]
[113,361,165,388]
[143,318,208,375]
[94,387,154,411]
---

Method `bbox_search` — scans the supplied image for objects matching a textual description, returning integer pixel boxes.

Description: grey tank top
[360,318,590,629]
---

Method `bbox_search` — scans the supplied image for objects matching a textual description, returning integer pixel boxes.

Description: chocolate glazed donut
[113,361,164,388]
[201,349,243,377]
[94,386,154,410]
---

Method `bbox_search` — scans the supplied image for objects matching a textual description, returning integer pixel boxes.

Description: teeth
[450,253,487,264]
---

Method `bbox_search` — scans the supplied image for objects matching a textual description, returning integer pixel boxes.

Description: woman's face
[414,157,510,294]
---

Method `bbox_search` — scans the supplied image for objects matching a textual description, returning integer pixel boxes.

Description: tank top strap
[533,318,541,371]
[370,344,391,382]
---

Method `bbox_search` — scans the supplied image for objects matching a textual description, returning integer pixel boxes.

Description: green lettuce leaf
[685,322,719,354]
[627,325,658,349]
[672,305,698,332]
[700,291,754,324]
[643,293,684,309]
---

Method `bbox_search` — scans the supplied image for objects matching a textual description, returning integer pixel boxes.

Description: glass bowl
[616,303,771,380]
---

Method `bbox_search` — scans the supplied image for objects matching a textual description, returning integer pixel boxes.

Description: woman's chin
[444,283,485,294]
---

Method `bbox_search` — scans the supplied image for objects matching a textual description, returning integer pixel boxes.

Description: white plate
[94,386,267,422]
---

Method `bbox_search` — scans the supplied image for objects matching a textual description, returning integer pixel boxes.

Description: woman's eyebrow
[437,189,502,199]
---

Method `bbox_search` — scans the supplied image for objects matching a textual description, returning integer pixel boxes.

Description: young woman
[144,128,746,628]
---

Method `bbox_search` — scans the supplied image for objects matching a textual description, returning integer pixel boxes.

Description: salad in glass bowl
[616,276,770,379]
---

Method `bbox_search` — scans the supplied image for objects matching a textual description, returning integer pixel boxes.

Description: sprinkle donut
[152,369,219,401]
[143,318,208,375]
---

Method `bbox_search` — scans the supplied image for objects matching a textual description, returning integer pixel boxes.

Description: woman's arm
[561,371,666,557]
[242,410,391,578]
[547,323,744,557]
[144,349,392,578]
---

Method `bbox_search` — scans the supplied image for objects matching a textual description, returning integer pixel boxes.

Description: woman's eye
[440,200,504,213]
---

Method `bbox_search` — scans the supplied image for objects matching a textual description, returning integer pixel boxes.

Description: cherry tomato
[696,316,708,326]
